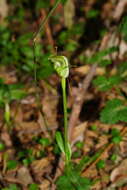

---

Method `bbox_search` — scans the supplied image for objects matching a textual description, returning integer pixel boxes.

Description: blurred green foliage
[100,99,127,124]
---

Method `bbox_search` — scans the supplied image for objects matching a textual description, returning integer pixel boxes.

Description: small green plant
[32,1,127,189]
[49,55,71,165]
[56,166,92,190]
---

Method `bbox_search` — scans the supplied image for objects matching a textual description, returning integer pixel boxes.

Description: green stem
[61,78,68,165]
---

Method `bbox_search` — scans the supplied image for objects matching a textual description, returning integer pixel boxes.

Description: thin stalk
[33,0,61,42]
[32,0,61,138]
[61,78,69,165]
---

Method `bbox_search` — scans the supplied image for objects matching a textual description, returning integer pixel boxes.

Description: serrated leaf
[93,75,121,91]
[55,132,65,154]
[100,99,127,124]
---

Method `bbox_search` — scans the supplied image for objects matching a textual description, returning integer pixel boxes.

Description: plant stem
[33,0,61,42]
[61,77,68,165]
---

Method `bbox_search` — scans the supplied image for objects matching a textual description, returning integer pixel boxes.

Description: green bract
[49,55,69,78]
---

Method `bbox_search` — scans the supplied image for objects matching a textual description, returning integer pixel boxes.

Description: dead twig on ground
[68,33,111,142]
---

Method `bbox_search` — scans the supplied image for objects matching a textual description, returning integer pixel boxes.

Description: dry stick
[68,33,111,143]
[113,0,127,21]
[68,63,97,142]
[82,126,127,177]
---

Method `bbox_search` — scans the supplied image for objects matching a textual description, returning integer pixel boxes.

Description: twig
[113,0,127,21]
[68,33,111,142]
[68,63,97,141]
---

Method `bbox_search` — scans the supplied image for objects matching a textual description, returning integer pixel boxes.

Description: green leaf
[17,33,32,46]
[0,142,5,151]
[100,99,127,124]
[75,141,84,149]
[86,9,99,18]
[65,40,78,52]
[110,129,122,144]
[76,177,92,190]
[10,89,26,100]
[55,132,65,155]
[69,23,85,36]
[56,175,74,190]
[99,59,112,67]
[28,184,39,190]
[38,137,50,147]
[93,75,121,91]
[111,128,120,136]
[58,31,69,45]
[37,63,54,79]
[111,135,122,144]
[56,166,92,190]
[96,160,105,169]
[68,170,92,190]
[110,154,117,161]
[20,46,33,59]
[7,160,18,170]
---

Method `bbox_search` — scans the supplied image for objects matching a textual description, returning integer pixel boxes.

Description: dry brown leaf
[16,166,33,186]
[39,179,51,190]
[110,159,127,188]
[31,158,50,174]
[40,85,58,131]
[113,0,127,21]
[71,122,88,145]
[74,65,105,76]
[1,131,12,147]
[0,0,8,25]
